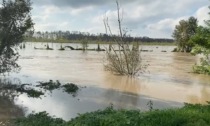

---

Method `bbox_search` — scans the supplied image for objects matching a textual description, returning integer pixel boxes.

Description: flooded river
[0,42,210,121]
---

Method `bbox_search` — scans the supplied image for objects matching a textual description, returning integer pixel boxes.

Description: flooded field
[1,42,210,121]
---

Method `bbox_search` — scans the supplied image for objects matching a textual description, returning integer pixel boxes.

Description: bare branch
[103,14,108,34]
[103,1,147,76]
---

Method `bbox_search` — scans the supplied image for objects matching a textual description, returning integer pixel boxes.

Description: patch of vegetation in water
[22,89,44,98]
[0,80,80,98]
[37,80,80,95]
[14,103,210,126]
[1,84,44,98]
[62,83,79,95]
[37,80,61,91]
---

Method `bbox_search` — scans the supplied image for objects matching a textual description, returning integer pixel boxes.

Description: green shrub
[14,103,210,126]
[191,45,210,75]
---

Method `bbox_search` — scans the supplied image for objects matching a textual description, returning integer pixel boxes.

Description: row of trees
[26,30,174,43]
[173,8,210,74]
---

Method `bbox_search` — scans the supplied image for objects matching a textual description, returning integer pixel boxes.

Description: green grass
[14,103,210,126]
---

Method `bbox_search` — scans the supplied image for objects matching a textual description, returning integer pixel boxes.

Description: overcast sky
[31,0,209,38]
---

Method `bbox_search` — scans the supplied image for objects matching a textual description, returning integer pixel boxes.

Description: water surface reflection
[15,86,182,120]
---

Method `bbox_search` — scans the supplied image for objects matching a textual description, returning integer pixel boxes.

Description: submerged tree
[81,38,88,51]
[104,1,147,76]
[172,17,198,52]
[0,0,33,74]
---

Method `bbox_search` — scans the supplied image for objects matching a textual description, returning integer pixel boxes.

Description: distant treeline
[25,31,174,43]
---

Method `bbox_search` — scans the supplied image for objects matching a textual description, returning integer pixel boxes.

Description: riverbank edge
[14,102,210,126]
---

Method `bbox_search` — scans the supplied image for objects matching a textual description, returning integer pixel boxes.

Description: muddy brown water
[0,42,210,121]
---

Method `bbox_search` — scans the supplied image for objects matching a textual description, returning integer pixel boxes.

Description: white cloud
[146,16,188,32]
[31,6,59,22]
[147,19,176,31]
[69,6,94,15]
[32,15,49,22]
[43,5,60,15]
[35,22,72,31]
[195,6,209,26]
[143,16,188,38]
[31,0,209,38]
[141,5,210,38]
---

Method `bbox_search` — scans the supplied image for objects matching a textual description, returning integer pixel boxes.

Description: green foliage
[37,80,79,95]
[14,103,210,126]
[172,16,198,52]
[23,89,44,98]
[1,84,44,98]
[188,6,210,75]
[68,106,142,126]
[15,111,65,126]
[0,0,33,74]
[193,65,210,75]
[190,26,210,48]
[37,80,61,91]
[62,83,79,95]
[191,45,210,56]
[191,45,210,75]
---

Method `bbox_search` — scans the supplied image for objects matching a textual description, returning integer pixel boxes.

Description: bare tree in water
[104,1,147,76]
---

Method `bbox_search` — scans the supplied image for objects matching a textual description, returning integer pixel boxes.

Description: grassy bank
[14,103,210,126]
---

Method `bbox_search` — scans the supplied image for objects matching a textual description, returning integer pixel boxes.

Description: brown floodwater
[0,42,210,120]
